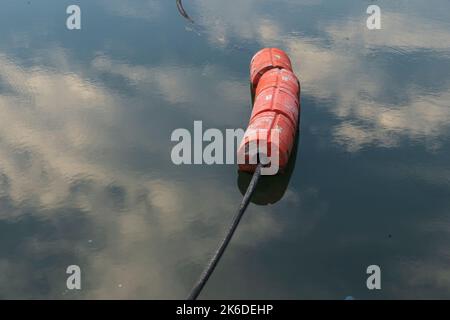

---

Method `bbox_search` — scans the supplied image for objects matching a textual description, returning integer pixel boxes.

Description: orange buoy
[239,49,300,174]
[250,48,293,93]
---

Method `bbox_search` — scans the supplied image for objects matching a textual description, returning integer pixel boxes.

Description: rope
[187,163,263,300]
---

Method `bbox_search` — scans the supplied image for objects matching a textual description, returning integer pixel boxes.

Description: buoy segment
[250,48,293,93]
[239,48,300,174]
[255,68,300,98]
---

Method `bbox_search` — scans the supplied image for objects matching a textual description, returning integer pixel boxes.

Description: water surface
[0,0,450,299]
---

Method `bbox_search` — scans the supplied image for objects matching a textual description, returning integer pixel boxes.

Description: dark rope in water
[187,163,263,300]
[176,0,194,23]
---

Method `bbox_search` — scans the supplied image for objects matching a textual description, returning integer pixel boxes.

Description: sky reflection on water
[0,0,449,299]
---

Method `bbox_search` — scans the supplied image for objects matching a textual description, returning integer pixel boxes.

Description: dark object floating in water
[176,0,194,23]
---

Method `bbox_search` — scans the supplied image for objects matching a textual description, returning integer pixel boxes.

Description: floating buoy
[187,48,301,300]
[239,48,300,174]
[250,48,293,93]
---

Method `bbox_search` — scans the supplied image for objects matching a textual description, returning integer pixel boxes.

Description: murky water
[0,0,449,299]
